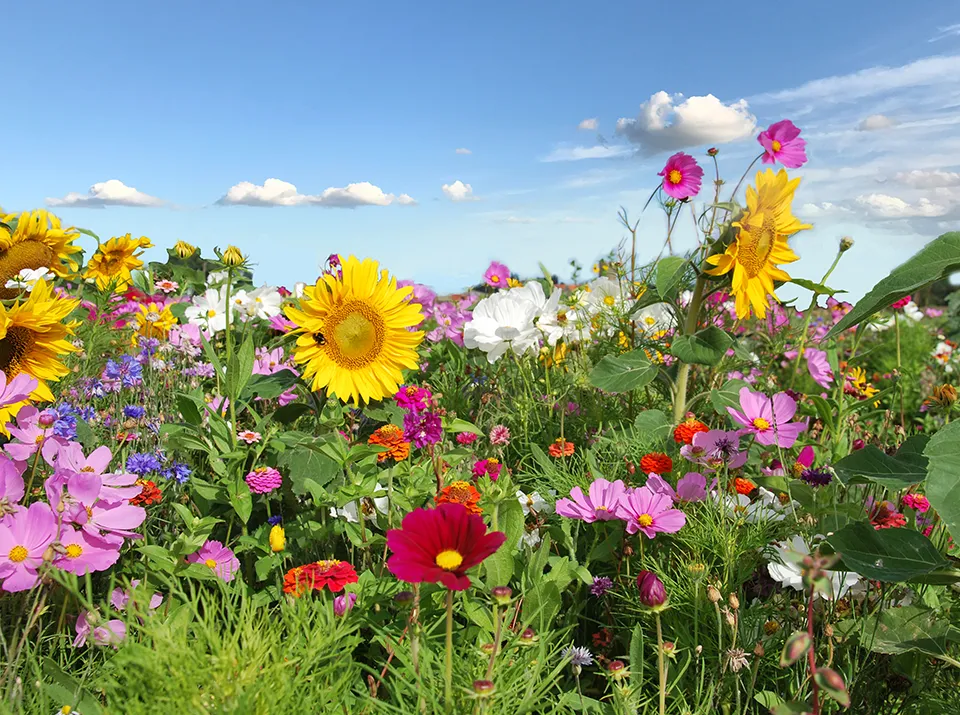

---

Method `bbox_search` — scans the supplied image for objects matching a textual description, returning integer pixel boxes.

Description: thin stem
[485,602,503,680]
[727,154,763,206]
[656,612,667,715]
[808,588,820,715]
[445,589,454,714]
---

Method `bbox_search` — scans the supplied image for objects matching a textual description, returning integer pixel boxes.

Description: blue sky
[2,2,959,299]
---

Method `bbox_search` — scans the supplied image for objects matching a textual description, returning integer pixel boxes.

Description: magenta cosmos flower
[0,370,37,410]
[658,152,703,200]
[615,485,686,538]
[54,443,142,502]
[757,120,807,169]
[727,387,807,448]
[0,502,57,592]
[482,261,510,289]
[682,429,748,471]
[556,478,627,522]
[804,348,834,389]
[74,611,126,648]
[111,579,164,611]
[55,525,121,575]
[187,540,240,582]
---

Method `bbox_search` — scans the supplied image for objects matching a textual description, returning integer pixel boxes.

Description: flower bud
[174,240,196,259]
[518,627,538,646]
[753,641,765,657]
[728,592,740,610]
[38,410,57,428]
[394,591,415,608]
[707,147,719,156]
[687,562,706,581]
[763,619,780,636]
[221,245,244,267]
[662,641,677,660]
[636,570,667,609]
[839,236,854,253]
[607,660,628,680]
[491,586,512,605]
[472,680,496,698]
[780,631,812,667]
[706,585,721,603]
[814,667,851,707]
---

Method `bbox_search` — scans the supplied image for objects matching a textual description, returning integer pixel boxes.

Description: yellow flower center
[204,558,218,569]
[667,169,683,185]
[435,549,463,571]
[752,417,771,430]
[596,505,608,511]
[9,545,28,562]
[0,326,36,379]
[771,140,782,152]
[321,300,386,370]
[735,214,776,278]
[490,275,500,283]
[66,544,83,558]
[637,513,653,527]
[81,466,95,472]
[207,309,217,318]
[0,241,56,300]
[603,295,615,306]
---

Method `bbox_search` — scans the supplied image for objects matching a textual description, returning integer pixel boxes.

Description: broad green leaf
[826,522,948,582]
[74,419,95,450]
[273,402,311,424]
[41,658,104,715]
[485,498,524,589]
[229,475,253,524]
[924,420,960,544]
[227,334,256,399]
[589,350,657,393]
[710,378,748,416]
[670,326,732,365]
[828,231,960,337]
[240,369,298,401]
[279,443,342,497]
[629,624,645,690]
[855,605,960,666]
[633,409,672,442]
[176,393,203,426]
[442,417,483,435]
[833,443,926,490]
[655,256,687,299]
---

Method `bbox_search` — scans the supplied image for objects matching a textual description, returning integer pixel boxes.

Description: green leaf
[442,417,482,435]
[274,402,311,424]
[855,605,960,665]
[754,691,785,708]
[241,370,298,401]
[670,326,732,365]
[279,441,342,498]
[826,522,948,582]
[655,256,687,300]
[789,278,845,297]
[41,657,104,715]
[74,419,95,450]
[833,443,926,490]
[924,420,960,545]
[522,580,562,631]
[828,231,960,337]
[629,625,644,690]
[176,393,203,426]
[485,498,524,589]
[588,350,657,393]
[227,334,256,400]
[710,379,748,416]
[632,409,672,442]
[228,475,253,524]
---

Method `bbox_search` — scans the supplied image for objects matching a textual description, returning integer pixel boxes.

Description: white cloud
[216,178,413,207]
[894,169,960,188]
[442,180,474,202]
[855,193,949,218]
[857,114,898,131]
[578,118,599,131]
[930,24,960,42]
[542,144,631,162]
[615,91,756,154]
[455,148,472,155]
[46,179,165,208]
[800,202,853,217]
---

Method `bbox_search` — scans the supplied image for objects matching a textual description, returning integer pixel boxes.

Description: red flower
[548,438,575,458]
[282,560,358,596]
[673,415,708,445]
[640,452,672,475]
[386,503,506,591]
[435,480,483,514]
[869,501,907,530]
[130,479,161,506]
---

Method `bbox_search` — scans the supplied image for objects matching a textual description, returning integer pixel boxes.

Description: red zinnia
[386,503,506,591]
[130,479,162,506]
[640,452,672,475]
[673,415,708,445]
[869,501,907,530]
[548,438,575,458]
[282,559,358,597]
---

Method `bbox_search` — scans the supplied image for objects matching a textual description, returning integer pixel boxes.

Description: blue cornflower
[86,379,106,399]
[123,405,146,419]
[126,452,162,475]
[75,406,97,421]
[267,515,283,526]
[103,355,143,388]
[161,461,192,484]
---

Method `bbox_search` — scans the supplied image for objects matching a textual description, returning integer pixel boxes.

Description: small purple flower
[561,645,594,667]
[267,515,283,526]
[402,411,442,449]
[123,405,146,420]
[333,592,357,616]
[800,467,834,487]
[590,576,614,597]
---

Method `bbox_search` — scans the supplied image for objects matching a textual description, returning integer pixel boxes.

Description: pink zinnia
[55,525,121,575]
[472,458,502,481]
[238,430,262,444]
[489,425,511,446]
[556,478,627,522]
[891,295,912,310]
[456,432,479,445]
[658,152,703,200]
[245,467,283,494]
[74,611,126,648]
[805,348,834,389]
[186,540,240,582]
[614,485,687,538]
[758,120,807,169]
[902,493,930,513]
[395,385,432,412]
[727,387,807,448]
[482,261,510,289]
[0,502,57,592]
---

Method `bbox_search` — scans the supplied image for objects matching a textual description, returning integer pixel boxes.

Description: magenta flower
[482,261,511,289]
[456,432,479,445]
[684,429,748,470]
[245,467,283,494]
[556,478,627,523]
[268,314,297,333]
[403,411,443,448]
[334,592,358,616]
[0,502,57,592]
[758,119,807,169]
[0,456,25,509]
[397,280,437,311]
[636,570,668,608]
[0,370,37,409]
[427,303,468,346]
[615,485,686,538]
[54,444,141,502]
[804,348,834,389]
[658,152,703,200]
[472,458,502,481]
[111,579,164,611]
[489,425,511,446]
[395,385,432,412]
[891,295,912,310]
[4,406,63,464]
[73,611,126,648]
[55,525,121,575]
[187,540,240,582]
[676,472,707,502]
[728,387,807,448]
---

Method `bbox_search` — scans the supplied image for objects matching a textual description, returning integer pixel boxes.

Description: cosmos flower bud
[607,659,628,680]
[687,562,706,582]
[221,245,245,267]
[518,627,539,646]
[728,593,740,610]
[839,236,854,252]
[814,667,851,707]
[491,586,512,605]
[707,147,719,156]
[780,631,812,667]
[38,410,57,428]
[636,570,668,609]
[662,641,677,660]
[852,439,865,451]
[753,641,765,657]
[174,240,196,258]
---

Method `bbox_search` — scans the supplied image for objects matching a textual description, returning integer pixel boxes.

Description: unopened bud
[753,641,765,657]
[607,660,628,680]
[728,593,740,610]
[518,627,538,646]
[636,570,668,609]
[491,586,512,605]
[706,585,721,603]
[38,411,57,428]
[472,680,496,698]
[662,641,677,660]
[839,236,854,253]
[221,245,245,267]
[394,591,415,608]
[780,631,812,667]
[687,562,706,581]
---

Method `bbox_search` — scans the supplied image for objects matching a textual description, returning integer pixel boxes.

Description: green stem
[656,612,667,715]
[445,589,454,714]
[672,274,708,423]
[224,267,238,448]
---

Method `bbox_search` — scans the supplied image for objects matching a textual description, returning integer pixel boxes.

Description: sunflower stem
[444,589,454,714]
[672,273,707,423]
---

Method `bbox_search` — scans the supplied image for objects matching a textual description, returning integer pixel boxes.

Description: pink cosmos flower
[0,370,38,410]
[396,280,437,312]
[187,540,240,582]
[61,474,146,545]
[614,485,687,538]
[111,579,164,611]
[482,261,510,289]
[238,430,262,444]
[55,525,121,575]
[74,611,126,648]
[758,120,807,169]
[805,348,834,389]
[245,467,282,494]
[658,152,703,200]
[0,456,25,511]
[268,314,297,333]
[0,502,57,592]
[728,387,807,448]
[53,443,142,502]
[252,347,299,406]
[4,406,64,464]
[334,592,358,616]
[891,295,912,310]
[676,472,707,502]
[556,478,627,522]
[683,429,749,470]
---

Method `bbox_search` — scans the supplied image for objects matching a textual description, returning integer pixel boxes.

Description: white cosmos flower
[330,484,389,524]
[586,276,633,313]
[516,489,556,515]
[246,285,283,319]
[463,291,540,363]
[766,534,862,600]
[207,270,229,285]
[5,267,54,292]
[634,302,675,334]
[520,530,542,549]
[293,282,307,298]
[711,487,796,524]
[902,301,923,322]
[229,289,252,319]
[185,288,228,332]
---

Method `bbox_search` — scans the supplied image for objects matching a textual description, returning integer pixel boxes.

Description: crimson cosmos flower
[386,503,506,590]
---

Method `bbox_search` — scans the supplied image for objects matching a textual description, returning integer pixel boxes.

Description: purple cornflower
[123,405,146,419]
[590,576,614,597]
[267,515,283,526]
[102,355,143,388]
[52,405,78,440]
[402,411,443,449]
[126,452,162,475]
[800,467,834,487]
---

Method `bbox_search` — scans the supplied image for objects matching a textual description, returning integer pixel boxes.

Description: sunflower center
[752,417,771,431]
[736,215,777,278]
[204,558,218,569]
[771,140,782,152]
[0,241,55,300]
[0,326,36,379]
[637,513,653,527]
[99,252,126,275]
[435,549,463,570]
[66,544,83,558]
[667,169,683,185]
[323,300,386,369]
[9,545,27,562]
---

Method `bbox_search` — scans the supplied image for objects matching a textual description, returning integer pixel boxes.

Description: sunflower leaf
[670,326,732,365]
[588,351,658,393]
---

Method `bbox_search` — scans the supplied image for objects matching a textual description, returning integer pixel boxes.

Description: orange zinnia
[548,438,575,458]
[673,415,708,445]
[435,480,483,515]
[368,424,411,463]
[733,478,756,496]
[640,452,672,475]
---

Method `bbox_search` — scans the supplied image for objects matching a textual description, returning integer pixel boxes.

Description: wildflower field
[4,122,960,715]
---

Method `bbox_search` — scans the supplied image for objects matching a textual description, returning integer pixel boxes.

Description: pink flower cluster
[253,346,300,406]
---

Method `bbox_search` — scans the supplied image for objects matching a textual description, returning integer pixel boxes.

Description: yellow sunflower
[284,256,424,404]
[132,303,178,345]
[0,279,80,428]
[84,234,153,292]
[0,210,82,299]
[705,169,812,319]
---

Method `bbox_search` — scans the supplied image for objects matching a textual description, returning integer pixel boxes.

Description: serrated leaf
[924,420,960,545]
[655,256,687,299]
[826,522,948,582]
[833,443,926,489]
[670,326,732,365]
[589,350,657,393]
